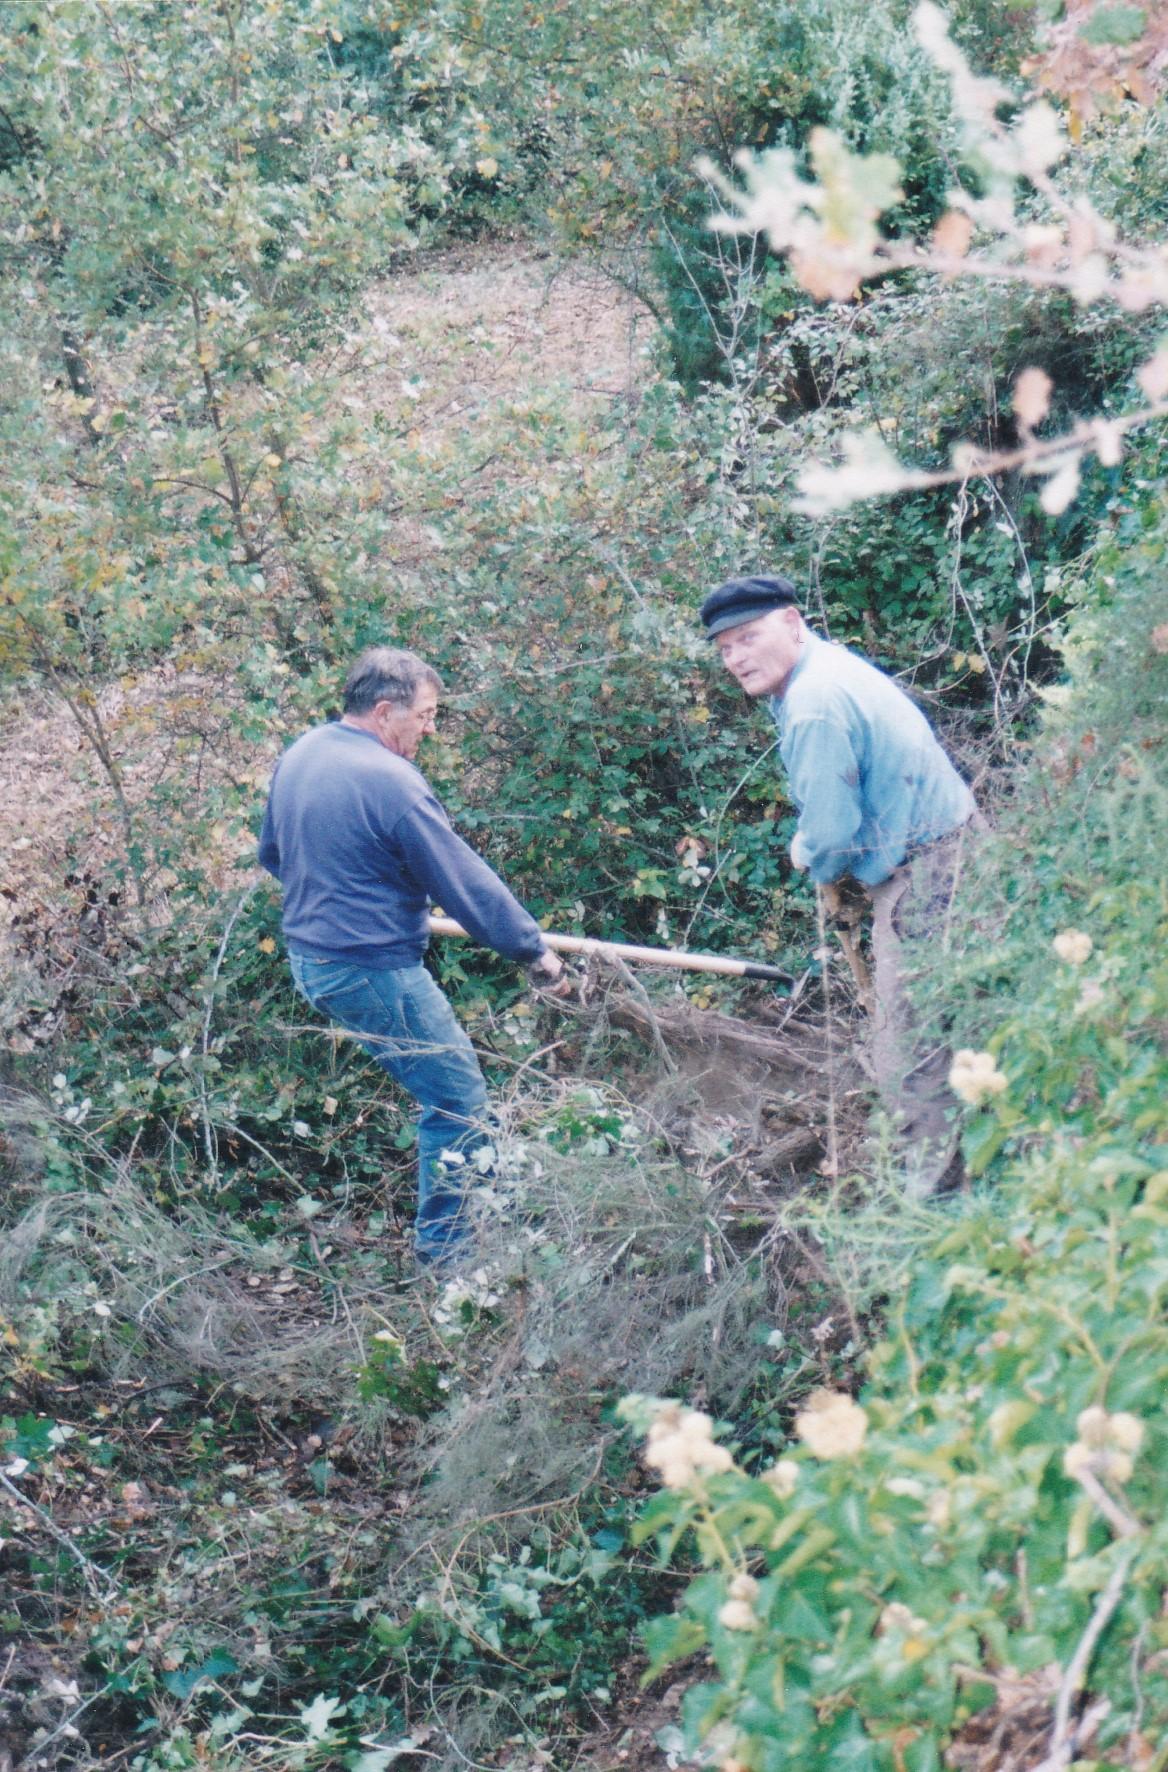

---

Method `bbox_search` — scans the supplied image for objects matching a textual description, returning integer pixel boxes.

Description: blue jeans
[289,955,489,1262]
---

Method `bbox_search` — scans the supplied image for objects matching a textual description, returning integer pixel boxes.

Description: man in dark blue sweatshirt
[259,646,564,1265]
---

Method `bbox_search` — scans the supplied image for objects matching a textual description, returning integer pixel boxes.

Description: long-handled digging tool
[427,916,793,982]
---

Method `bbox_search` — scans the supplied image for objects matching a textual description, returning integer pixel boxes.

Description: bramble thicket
[1,2,1166,1769]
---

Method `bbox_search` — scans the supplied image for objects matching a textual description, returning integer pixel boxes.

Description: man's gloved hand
[526,948,574,1001]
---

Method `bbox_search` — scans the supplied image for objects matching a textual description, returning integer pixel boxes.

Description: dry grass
[0,1132,374,1412]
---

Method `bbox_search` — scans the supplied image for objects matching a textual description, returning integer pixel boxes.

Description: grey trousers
[866,820,980,1196]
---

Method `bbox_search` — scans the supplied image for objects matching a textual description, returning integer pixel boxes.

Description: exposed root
[604,988,857,1088]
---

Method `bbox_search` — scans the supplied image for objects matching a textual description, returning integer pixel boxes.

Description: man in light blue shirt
[701,575,973,887]
[700,573,979,1192]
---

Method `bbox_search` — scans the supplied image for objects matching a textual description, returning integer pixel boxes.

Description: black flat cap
[699,574,799,638]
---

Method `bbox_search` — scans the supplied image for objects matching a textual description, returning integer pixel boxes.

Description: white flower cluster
[51,1072,93,1125]
[795,1389,868,1459]
[762,1458,800,1499]
[879,1600,928,1636]
[1063,1406,1143,1486]
[1052,928,1093,965]
[432,1267,501,1337]
[644,1403,734,1489]
[717,1572,761,1632]
[948,1048,1008,1106]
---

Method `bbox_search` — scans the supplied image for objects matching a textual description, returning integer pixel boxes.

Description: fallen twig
[1033,1542,1140,1772]
[0,1468,119,1604]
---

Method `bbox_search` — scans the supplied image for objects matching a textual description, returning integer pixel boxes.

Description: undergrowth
[0,1026,841,1769]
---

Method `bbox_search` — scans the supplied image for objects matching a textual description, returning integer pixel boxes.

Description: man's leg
[867,831,968,1197]
[866,866,912,1105]
[387,968,491,1264]
[289,956,490,1262]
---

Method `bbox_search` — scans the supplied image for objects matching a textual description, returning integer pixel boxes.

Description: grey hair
[342,647,443,714]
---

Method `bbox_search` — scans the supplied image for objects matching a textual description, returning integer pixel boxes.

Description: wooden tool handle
[426,916,791,982]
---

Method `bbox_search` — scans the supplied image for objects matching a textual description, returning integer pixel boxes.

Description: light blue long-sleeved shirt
[766,631,974,887]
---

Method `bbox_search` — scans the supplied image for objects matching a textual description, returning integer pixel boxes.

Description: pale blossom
[926,1489,952,1529]
[644,1403,735,1489]
[1064,1440,1133,1485]
[879,1601,928,1635]
[1052,929,1093,965]
[795,1389,868,1458]
[717,1598,760,1632]
[1074,978,1106,1017]
[1038,453,1082,516]
[1108,1412,1144,1454]
[763,1458,799,1498]
[1063,1406,1143,1486]
[1014,103,1065,177]
[1137,347,1168,402]
[948,1049,1008,1106]
[1076,1405,1110,1446]
[1013,366,1052,429]
[1094,421,1123,467]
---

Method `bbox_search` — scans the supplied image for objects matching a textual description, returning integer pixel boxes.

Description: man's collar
[338,716,385,746]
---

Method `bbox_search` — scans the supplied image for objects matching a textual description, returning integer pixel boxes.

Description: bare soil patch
[366,241,650,441]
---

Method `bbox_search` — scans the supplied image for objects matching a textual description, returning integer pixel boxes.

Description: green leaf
[162,1652,238,1698]
[820,1707,880,1770]
[903,1732,944,1772]
[1079,5,1147,44]
[776,1588,832,1643]
[642,1614,706,1680]
[370,1613,418,1649]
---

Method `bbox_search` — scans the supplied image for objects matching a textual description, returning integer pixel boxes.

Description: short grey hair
[342,647,443,714]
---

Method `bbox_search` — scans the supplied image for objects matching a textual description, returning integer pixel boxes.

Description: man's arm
[783,716,864,885]
[393,793,553,968]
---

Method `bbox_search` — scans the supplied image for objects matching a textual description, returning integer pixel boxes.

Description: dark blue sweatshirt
[258,722,547,967]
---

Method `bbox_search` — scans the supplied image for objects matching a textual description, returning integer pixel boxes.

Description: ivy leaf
[300,1694,344,1741]
[348,1744,420,1771]
[162,1651,238,1698]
